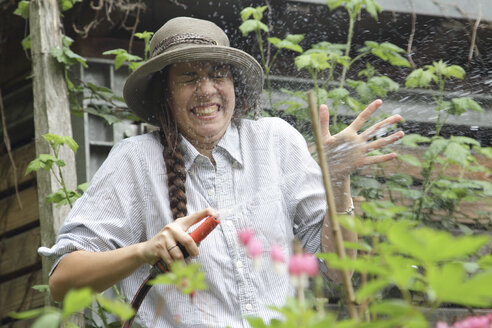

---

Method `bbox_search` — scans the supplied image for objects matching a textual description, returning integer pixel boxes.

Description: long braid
[152,71,188,220]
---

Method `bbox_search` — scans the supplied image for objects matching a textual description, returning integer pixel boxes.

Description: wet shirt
[39,117,327,328]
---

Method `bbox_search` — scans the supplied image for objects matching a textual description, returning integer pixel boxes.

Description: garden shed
[0,0,491,327]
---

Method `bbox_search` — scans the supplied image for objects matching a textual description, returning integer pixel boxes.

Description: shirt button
[189,170,194,177]
[236,260,243,268]
[245,304,252,311]
[232,161,239,169]
[208,189,215,196]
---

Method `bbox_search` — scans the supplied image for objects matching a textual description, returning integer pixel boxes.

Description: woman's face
[167,61,235,148]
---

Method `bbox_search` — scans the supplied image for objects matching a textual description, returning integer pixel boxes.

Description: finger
[364,131,404,152]
[363,153,398,166]
[173,208,218,257]
[348,99,383,132]
[360,114,403,140]
[319,104,331,138]
[176,207,218,231]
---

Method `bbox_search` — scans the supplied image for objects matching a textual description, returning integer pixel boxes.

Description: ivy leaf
[21,35,31,51]
[103,49,142,71]
[14,0,30,19]
[95,295,135,321]
[62,288,93,319]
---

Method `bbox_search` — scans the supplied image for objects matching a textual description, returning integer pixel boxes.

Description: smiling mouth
[192,104,221,117]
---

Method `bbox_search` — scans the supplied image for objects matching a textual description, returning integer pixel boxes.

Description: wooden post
[29,0,79,314]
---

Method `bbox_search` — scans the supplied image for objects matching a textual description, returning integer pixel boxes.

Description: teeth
[194,105,219,116]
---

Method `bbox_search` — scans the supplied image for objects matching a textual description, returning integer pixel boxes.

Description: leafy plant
[25,134,87,208]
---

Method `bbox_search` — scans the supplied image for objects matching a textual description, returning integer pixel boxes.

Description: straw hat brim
[123,44,264,126]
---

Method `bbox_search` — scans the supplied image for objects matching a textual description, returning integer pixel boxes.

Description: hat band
[152,33,218,58]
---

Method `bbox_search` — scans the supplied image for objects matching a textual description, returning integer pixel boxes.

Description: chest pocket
[241,185,290,250]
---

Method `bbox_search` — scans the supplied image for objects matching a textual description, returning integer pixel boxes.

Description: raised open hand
[320,99,404,181]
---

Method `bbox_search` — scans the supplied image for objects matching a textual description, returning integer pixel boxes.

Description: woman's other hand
[320,99,404,181]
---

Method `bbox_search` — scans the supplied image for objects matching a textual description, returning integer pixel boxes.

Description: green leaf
[405,68,436,88]
[344,96,364,112]
[95,294,135,321]
[32,312,62,328]
[318,253,388,275]
[295,53,330,71]
[360,201,409,219]
[32,284,51,293]
[398,154,422,167]
[326,0,343,11]
[14,0,30,19]
[400,134,431,148]
[450,136,481,147]
[327,87,350,102]
[364,0,383,20]
[239,20,268,36]
[388,225,490,263]
[21,35,31,51]
[78,182,89,193]
[9,308,45,320]
[445,65,465,79]
[63,288,93,318]
[428,262,492,307]
[424,137,448,160]
[268,34,304,53]
[356,279,388,302]
[475,146,492,160]
[449,97,483,116]
[444,142,469,164]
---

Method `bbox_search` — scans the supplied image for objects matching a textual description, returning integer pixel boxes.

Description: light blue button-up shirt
[39,117,327,327]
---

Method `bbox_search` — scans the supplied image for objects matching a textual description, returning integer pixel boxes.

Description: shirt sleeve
[273,118,327,255]
[38,137,150,274]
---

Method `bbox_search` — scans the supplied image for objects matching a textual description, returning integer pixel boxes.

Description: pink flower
[288,254,304,276]
[436,314,492,328]
[247,237,263,258]
[452,314,492,328]
[271,244,285,263]
[303,253,319,277]
[238,228,254,246]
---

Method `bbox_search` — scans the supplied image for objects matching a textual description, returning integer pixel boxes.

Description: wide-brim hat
[123,16,264,126]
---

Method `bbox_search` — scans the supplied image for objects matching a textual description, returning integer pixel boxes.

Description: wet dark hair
[151,64,249,220]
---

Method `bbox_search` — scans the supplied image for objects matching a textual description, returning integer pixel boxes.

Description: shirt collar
[179,122,243,172]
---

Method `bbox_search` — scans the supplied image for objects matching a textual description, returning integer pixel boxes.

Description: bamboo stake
[307,90,358,319]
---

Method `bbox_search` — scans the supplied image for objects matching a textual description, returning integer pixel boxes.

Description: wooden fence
[0,142,43,328]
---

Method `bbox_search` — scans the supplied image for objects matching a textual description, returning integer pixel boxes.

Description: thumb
[177,208,218,231]
[319,104,331,138]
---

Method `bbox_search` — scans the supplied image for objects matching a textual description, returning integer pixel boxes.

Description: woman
[40,17,404,327]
